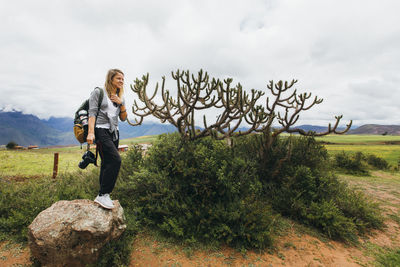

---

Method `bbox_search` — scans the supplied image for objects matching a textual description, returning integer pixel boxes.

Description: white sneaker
[94,194,114,209]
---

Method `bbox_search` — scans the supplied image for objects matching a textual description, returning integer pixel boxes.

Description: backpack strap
[93,87,104,166]
[94,87,104,119]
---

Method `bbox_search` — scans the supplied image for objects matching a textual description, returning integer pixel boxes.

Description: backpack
[73,87,104,144]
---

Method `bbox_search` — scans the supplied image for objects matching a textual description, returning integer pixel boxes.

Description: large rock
[28,199,126,267]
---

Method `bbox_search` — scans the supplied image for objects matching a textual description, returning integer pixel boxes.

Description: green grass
[315,134,400,144]
[325,144,400,166]
[0,147,85,177]
[312,134,400,166]
[120,135,158,145]
[338,171,400,187]
[0,135,159,177]
[376,249,400,267]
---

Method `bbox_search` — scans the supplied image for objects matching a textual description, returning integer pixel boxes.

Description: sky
[0,0,399,128]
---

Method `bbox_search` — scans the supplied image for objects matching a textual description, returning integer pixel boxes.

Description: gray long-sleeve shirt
[88,87,126,132]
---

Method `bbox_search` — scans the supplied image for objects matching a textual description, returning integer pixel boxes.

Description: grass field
[0,135,158,178]
[315,134,400,144]
[120,135,158,145]
[1,134,399,177]
[315,134,400,166]
[0,146,85,178]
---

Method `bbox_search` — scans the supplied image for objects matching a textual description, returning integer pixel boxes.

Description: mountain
[42,117,73,132]
[0,111,76,147]
[287,124,355,134]
[2,111,398,146]
[0,111,176,147]
[119,121,176,139]
[292,124,400,135]
[347,124,400,135]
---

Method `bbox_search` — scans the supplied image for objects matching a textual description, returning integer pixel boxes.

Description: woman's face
[111,72,124,90]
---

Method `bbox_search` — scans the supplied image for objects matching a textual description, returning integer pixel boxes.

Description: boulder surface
[28,199,126,266]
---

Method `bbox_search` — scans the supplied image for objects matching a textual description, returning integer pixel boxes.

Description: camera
[78,150,96,169]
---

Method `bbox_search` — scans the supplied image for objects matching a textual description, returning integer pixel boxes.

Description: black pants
[95,128,121,195]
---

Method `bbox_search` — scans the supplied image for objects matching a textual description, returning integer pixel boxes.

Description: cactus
[128,70,352,143]
[256,79,352,150]
[128,69,266,141]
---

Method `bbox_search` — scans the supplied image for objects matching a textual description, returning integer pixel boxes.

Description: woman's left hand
[110,94,122,106]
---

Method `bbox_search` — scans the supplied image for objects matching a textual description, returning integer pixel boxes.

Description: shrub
[366,154,389,170]
[234,135,383,242]
[333,151,369,175]
[120,133,276,250]
[333,151,389,172]
[376,249,400,267]
[6,141,17,149]
[119,133,383,246]
[334,183,383,233]
[306,200,357,242]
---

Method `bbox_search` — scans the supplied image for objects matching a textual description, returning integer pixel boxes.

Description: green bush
[119,133,383,246]
[335,184,383,233]
[306,200,357,242]
[120,133,276,250]
[233,135,383,242]
[6,141,18,149]
[334,151,369,175]
[366,154,389,170]
[333,151,389,172]
[376,249,400,267]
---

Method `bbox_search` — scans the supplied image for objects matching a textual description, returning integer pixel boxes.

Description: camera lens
[78,151,96,169]
[78,159,90,169]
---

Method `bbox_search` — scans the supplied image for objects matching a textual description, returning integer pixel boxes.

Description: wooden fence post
[53,153,59,179]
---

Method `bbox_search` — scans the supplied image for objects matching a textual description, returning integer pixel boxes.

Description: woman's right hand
[87,132,95,144]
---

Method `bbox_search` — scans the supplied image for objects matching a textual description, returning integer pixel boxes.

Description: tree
[6,141,18,149]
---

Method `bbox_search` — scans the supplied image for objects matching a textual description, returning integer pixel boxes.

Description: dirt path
[129,230,371,267]
[0,242,31,266]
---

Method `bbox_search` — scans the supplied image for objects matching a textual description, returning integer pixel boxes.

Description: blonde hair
[104,69,124,97]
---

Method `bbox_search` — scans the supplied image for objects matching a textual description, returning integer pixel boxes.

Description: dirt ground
[1,171,399,267]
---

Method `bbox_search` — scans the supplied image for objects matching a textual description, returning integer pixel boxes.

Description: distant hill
[348,124,400,135]
[0,111,176,147]
[119,121,176,139]
[293,124,400,135]
[2,111,398,146]
[288,125,353,134]
[0,111,76,147]
[43,115,177,140]
[42,117,73,132]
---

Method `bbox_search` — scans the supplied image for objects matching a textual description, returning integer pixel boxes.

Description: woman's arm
[119,104,127,121]
[87,116,96,144]
[110,94,127,121]
[87,88,102,144]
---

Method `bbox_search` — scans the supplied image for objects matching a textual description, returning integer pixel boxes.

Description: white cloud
[0,0,399,128]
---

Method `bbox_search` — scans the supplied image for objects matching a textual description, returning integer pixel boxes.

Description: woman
[87,69,127,209]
